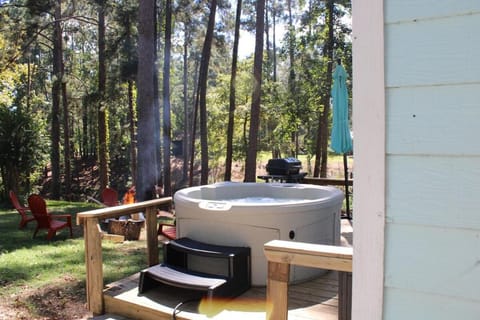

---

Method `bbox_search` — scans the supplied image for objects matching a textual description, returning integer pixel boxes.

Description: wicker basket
[108,219,144,240]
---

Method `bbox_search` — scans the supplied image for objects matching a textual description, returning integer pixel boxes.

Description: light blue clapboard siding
[385,0,480,24]
[386,84,480,155]
[384,223,480,300]
[383,1,480,319]
[385,13,480,88]
[383,287,480,320]
[386,155,480,230]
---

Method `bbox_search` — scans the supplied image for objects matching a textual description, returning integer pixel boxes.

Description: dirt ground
[0,277,92,320]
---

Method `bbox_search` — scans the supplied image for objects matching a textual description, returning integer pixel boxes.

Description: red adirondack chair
[102,187,119,207]
[157,223,176,240]
[27,194,73,240]
[9,190,35,229]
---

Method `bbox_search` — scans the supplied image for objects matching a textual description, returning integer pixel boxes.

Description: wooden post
[338,271,352,320]
[266,261,290,320]
[145,206,159,266]
[343,153,351,219]
[84,217,104,315]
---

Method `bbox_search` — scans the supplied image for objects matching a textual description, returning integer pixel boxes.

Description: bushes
[0,107,48,198]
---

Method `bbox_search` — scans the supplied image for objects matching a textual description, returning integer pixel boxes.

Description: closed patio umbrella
[330,59,353,219]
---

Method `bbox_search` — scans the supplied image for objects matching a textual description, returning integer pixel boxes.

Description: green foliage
[0,0,352,187]
[0,59,25,107]
[0,106,48,193]
[206,58,254,171]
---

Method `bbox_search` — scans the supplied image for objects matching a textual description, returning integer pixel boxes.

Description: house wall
[382,1,480,319]
[353,1,480,319]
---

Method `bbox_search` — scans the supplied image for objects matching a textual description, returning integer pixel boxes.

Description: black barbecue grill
[258,158,306,183]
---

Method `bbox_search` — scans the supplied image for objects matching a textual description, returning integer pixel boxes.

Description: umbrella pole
[343,153,351,219]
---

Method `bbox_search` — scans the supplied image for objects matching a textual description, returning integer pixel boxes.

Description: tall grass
[0,200,148,298]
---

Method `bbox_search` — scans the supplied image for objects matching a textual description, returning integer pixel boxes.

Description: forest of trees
[0,0,351,201]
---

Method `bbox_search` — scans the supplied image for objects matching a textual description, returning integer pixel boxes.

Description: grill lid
[266,158,302,175]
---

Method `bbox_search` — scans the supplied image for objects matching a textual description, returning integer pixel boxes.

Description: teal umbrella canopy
[330,61,353,219]
[330,63,353,154]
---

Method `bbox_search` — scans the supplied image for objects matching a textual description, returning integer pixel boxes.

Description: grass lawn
[0,199,149,319]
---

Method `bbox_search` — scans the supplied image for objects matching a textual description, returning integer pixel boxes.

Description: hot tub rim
[173,182,344,209]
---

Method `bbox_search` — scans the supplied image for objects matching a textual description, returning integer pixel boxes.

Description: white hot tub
[173,182,344,285]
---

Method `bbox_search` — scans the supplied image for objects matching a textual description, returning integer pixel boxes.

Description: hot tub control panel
[199,201,232,211]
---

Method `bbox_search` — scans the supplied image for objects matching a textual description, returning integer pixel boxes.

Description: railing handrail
[264,240,352,272]
[77,197,172,223]
[302,176,353,186]
[264,240,353,320]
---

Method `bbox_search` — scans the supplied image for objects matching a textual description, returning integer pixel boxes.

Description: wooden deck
[99,220,353,320]
[102,270,339,320]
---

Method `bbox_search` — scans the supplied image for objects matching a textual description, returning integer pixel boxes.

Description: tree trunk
[98,0,109,191]
[272,0,277,82]
[128,79,137,185]
[137,0,157,201]
[62,76,71,197]
[182,25,189,183]
[287,0,298,158]
[319,0,335,177]
[189,83,199,186]
[224,0,242,182]
[188,58,201,187]
[313,114,322,177]
[153,1,162,191]
[162,0,172,196]
[198,0,217,185]
[244,0,265,182]
[265,0,270,78]
[51,0,62,199]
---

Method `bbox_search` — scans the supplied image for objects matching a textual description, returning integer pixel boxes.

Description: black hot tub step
[138,264,227,298]
[139,237,251,299]
[166,237,250,258]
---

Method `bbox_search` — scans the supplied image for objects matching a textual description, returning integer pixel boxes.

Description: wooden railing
[302,177,353,219]
[302,176,353,187]
[264,240,353,320]
[76,197,172,315]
